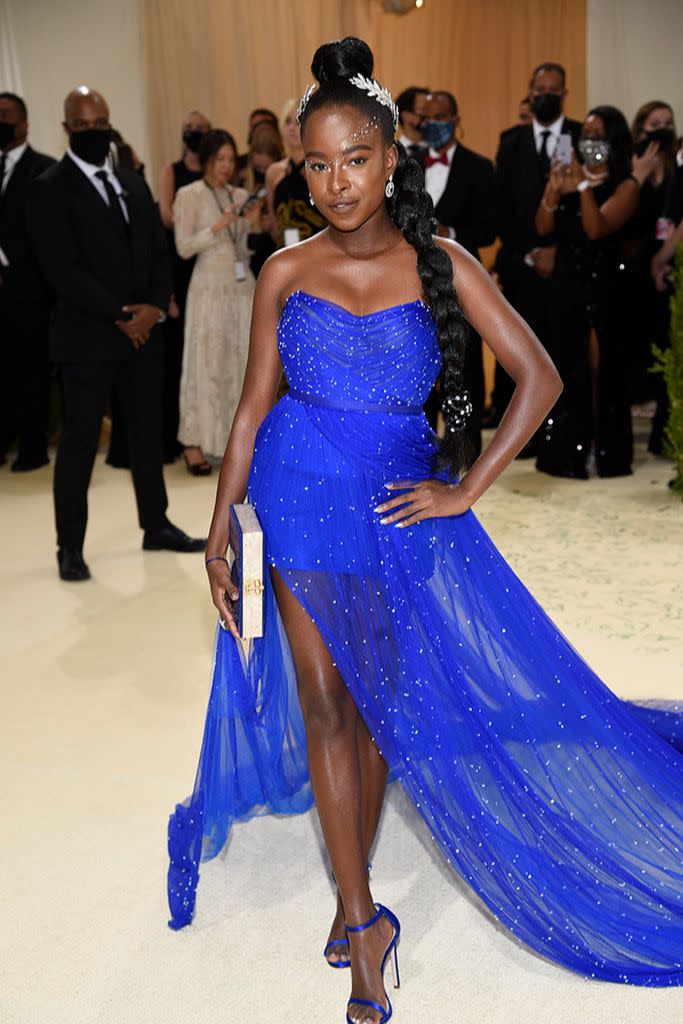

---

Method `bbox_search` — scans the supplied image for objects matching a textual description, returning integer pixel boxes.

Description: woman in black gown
[535,106,660,479]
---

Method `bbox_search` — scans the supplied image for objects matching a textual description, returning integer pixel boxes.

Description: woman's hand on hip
[374,479,473,528]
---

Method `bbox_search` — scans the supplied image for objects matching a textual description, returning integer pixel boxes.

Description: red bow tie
[424,152,449,168]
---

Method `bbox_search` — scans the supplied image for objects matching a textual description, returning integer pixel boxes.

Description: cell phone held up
[554,133,573,168]
[238,187,266,215]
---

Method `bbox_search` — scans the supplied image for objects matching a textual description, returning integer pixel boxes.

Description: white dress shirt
[424,142,458,238]
[424,141,456,209]
[531,115,565,161]
[67,147,129,222]
[1,140,28,194]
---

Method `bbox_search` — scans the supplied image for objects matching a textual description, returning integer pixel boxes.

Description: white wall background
[1,0,682,190]
[587,0,683,128]
[1,0,148,167]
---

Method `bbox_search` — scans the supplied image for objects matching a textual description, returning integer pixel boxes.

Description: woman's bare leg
[271,569,393,1022]
[328,718,390,961]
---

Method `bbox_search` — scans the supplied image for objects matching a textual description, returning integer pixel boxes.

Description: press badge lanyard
[207,184,247,281]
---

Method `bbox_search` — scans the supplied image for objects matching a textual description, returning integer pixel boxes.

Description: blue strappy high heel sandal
[324,864,372,970]
[344,903,401,1024]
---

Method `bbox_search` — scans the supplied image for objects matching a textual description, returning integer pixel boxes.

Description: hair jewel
[348,74,399,130]
[296,84,318,125]
[442,391,473,432]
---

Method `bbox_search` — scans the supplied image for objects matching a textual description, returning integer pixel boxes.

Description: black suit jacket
[495,118,582,272]
[0,145,55,304]
[29,155,171,362]
[420,143,497,258]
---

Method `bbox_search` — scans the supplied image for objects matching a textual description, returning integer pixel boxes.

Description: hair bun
[311,37,374,85]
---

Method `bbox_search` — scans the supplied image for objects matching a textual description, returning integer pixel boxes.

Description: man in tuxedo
[490,63,582,429]
[0,92,55,471]
[30,87,205,581]
[418,91,497,458]
[395,86,430,156]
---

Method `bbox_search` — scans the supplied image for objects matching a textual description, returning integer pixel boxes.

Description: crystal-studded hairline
[296,84,318,125]
[296,76,399,130]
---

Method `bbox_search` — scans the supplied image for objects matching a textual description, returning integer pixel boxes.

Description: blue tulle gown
[167,290,683,986]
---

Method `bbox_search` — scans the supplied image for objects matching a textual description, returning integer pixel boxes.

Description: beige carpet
[2,424,682,1024]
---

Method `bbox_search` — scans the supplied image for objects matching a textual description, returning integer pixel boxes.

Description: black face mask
[634,127,675,157]
[182,129,203,153]
[0,121,18,148]
[70,128,112,165]
[531,93,563,125]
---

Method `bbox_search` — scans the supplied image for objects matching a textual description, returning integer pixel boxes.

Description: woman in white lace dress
[174,130,257,472]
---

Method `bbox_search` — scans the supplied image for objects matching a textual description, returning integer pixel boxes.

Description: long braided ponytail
[388,142,472,478]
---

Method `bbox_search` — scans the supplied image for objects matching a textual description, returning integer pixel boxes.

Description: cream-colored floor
[2,424,682,1024]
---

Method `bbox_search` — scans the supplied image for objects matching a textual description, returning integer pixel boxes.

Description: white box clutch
[228,503,265,638]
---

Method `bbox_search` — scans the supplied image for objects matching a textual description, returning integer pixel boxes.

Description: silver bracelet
[541,198,559,212]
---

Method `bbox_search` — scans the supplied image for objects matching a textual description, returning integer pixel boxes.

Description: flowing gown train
[166,290,683,986]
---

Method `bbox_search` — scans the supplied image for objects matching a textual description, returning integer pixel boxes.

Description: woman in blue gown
[167,37,683,1022]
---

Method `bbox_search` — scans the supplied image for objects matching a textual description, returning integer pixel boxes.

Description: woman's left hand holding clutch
[206,557,241,639]
[375,479,473,528]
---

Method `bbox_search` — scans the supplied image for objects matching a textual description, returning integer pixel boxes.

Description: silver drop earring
[384,176,395,198]
[309,194,315,206]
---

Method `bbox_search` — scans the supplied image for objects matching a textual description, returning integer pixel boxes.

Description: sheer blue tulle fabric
[167,290,683,986]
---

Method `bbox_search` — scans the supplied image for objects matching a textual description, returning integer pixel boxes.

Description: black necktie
[95,170,128,235]
[538,130,551,177]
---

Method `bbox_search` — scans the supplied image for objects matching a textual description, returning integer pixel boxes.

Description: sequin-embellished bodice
[277,290,441,407]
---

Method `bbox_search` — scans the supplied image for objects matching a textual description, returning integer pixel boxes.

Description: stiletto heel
[390,939,400,989]
[323,863,372,970]
[344,903,401,1024]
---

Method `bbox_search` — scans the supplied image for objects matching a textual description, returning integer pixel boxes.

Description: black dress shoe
[11,454,49,472]
[142,520,207,553]
[57,547,91,581]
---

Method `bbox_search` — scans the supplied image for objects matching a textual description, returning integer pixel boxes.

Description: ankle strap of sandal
[345,904,383,933]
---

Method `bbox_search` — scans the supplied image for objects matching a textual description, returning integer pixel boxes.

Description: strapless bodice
[277,290,441,408]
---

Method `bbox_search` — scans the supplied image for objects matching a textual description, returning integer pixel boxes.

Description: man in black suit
[418,91,497,458]
[0,92,55,471]
[490,63,582,429]
[30,87,205,581]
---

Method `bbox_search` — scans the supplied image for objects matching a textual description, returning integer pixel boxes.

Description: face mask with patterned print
[578,138,611,172]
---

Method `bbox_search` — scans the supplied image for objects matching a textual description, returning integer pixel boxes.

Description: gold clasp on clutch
[244,578,265,595]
